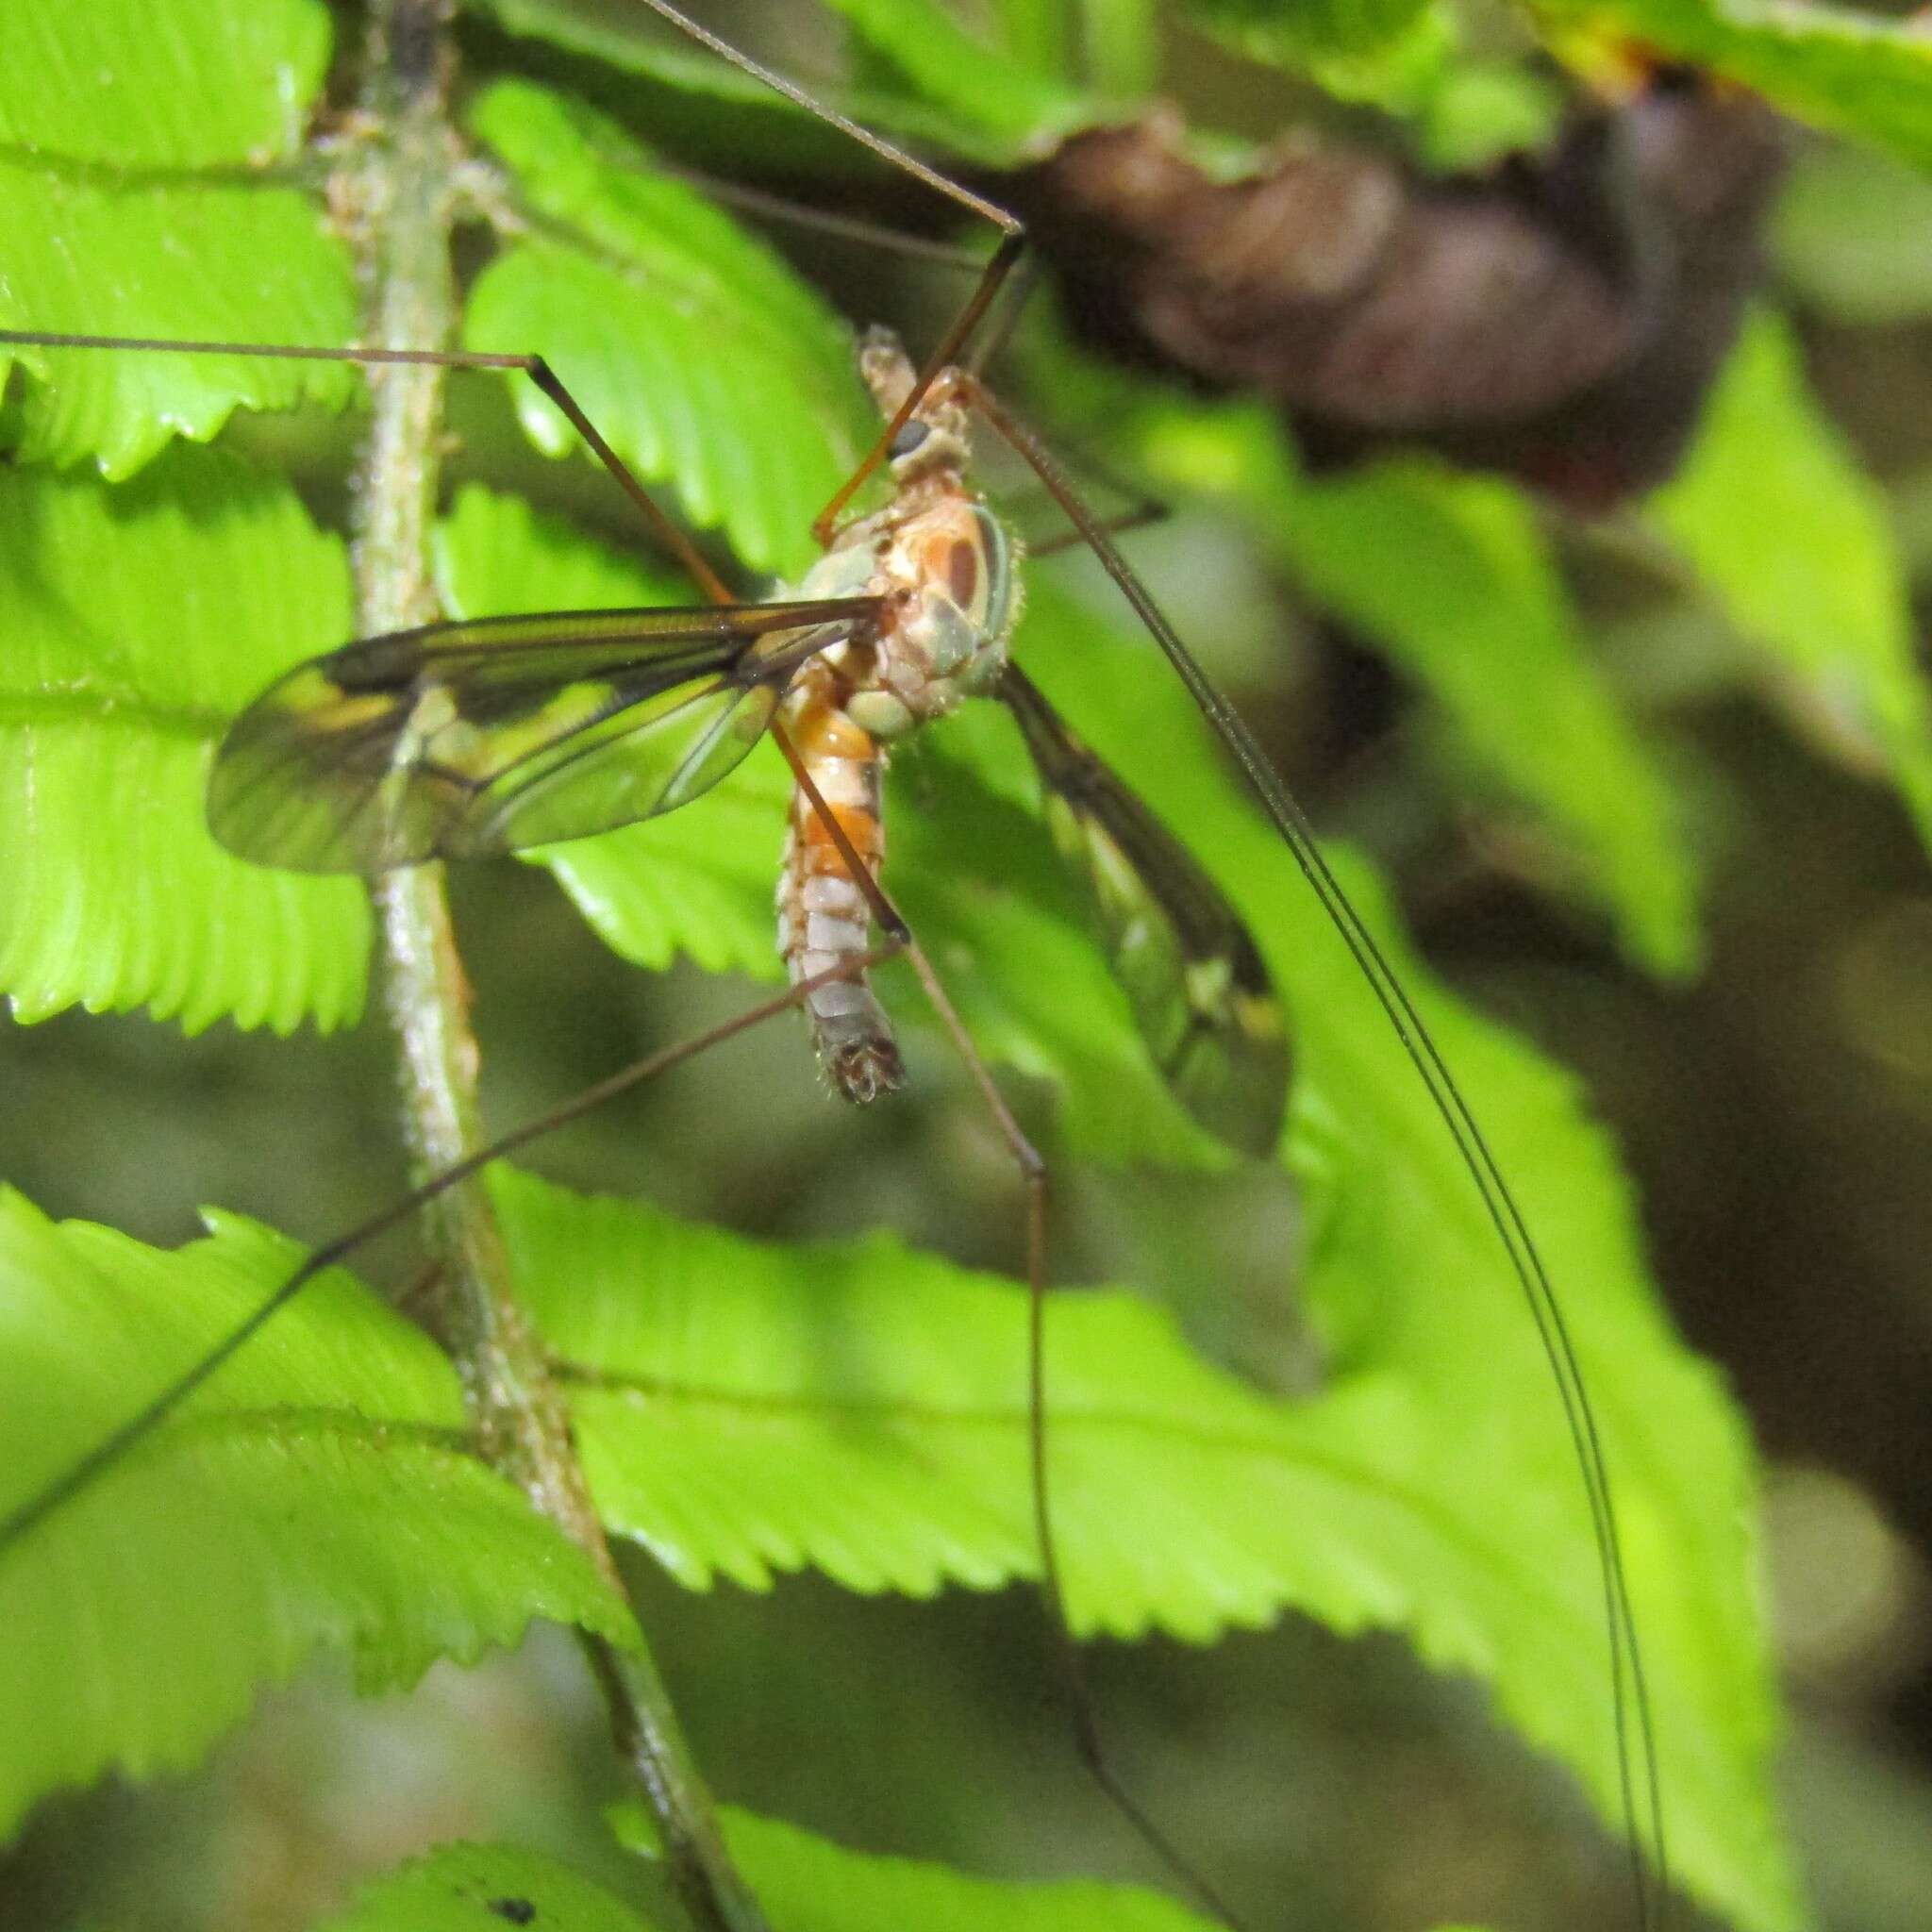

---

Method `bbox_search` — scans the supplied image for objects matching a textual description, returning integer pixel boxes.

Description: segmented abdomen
[776,659,904,1103]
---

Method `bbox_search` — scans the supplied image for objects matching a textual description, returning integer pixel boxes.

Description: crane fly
[0,0,1690,1926]
[206,328,1287,1153]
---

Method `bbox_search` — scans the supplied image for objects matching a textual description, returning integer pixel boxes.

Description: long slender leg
[0,328,735,603]
[1026,501,1167,558]
[962,369,1669,1927]
[771,721,1248,1927]
[0,943,905,1557]
[623,0,1028,543]
[635,163,992,272]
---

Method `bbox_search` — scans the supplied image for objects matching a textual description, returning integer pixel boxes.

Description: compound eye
[889,419,931,460]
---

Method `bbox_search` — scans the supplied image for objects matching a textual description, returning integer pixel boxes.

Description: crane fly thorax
[827,327,1022,734]
[852,491,1020,740]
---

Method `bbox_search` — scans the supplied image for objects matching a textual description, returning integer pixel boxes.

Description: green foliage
[1181,0,1432,64]
[1281,458,1701,976]
[936,589,1798,1930]
[4,0,1887,1928]
[1167,0,1563,164]
[467,0,1073,162]
[817,0,1091,138]
[1534,0,1932,170]
[491,1148,1791,1932]
[987,0,1164,94]
[0,0,369,1034]
[1407,55,1565,169]
[1041,371,1704,976]
[0,0,331,166]
[322,1840,658,1930]
[466,81,876,577]
[1774,142,1932,325]
[320,1808,1252,1932]
[0,0,354,475]
[619,1803,1234,1930]
[1652,310,1932,854]
[0,445,369,1031]
[0,1191,638,1839]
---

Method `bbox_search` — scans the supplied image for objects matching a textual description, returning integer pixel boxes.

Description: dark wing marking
[207,598,880,874]
[1000,662,1288,1157]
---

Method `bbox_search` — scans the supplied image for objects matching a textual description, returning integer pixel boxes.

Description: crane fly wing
[207,597,880,873]
[1000,663,1289,1157]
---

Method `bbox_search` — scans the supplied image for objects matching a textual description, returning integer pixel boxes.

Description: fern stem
[348,6,767,1926]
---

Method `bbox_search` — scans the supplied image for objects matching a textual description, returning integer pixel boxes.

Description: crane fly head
[859,324,971,484]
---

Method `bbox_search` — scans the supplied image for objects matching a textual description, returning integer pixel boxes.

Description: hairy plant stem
[347,6,766,1926]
